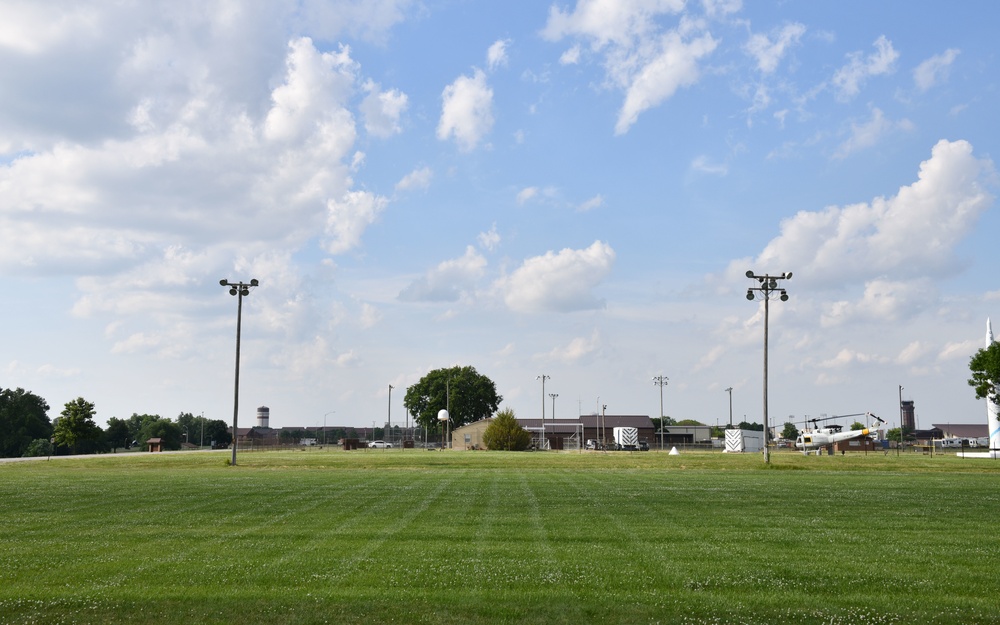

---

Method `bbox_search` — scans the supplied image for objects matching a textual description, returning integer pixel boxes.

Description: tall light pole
[652,375,668,451]
[536,374,550,449]
[549,393,559,447]
[724,387,733,429]
[220,278,259,467]
[388,384,394,446]
[745,270,791,464]
[324,411,335,446]
[898,385,903,456]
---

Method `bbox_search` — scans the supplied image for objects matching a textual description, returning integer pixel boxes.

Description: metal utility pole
[652,375,668,451]
[549,393,558,444]
[745,270,792,464]
[724,387,733,429]
[219,278,259,467]
[536,374,550,449]
[388,384,394,446]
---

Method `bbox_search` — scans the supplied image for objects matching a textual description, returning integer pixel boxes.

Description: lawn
[2,449,999,624]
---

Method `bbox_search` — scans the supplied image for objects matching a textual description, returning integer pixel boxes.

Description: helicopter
[794,412,885,455]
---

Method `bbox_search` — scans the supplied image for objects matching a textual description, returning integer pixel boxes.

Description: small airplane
[795,412,885,455]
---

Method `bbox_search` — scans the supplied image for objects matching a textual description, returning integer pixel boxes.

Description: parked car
[368,440,392,448]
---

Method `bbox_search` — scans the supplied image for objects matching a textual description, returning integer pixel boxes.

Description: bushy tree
[969,342,1000,404]
[0,387,51,458]
[105,417,131,451]
[139,418,183,450]
[22,438,53,457]
[483,408,531,451]
[781,422,799,440]
[53,397,101,454]
[404,365,502,433]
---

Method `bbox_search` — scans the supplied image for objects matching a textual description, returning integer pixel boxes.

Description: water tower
[257,406,270,429]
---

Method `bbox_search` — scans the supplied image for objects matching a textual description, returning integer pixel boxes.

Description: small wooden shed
[147,437,164,453]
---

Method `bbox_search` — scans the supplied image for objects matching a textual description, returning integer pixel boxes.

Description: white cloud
[897,341,930,365]
[487,39,511,71]
[541,0,717,134]
[541,330,602,364]
[615,31,717,135]
[726,140,994,287]
[398,246,487,302]
[702,0,742,18]
[833,107,914,159]
[559,44,581,65]
[360,303,382,329]
[577,194,605,212]
[938,339,979,362]
[745,22,805,74]
[691,155,728,175]
[396,166,433,191]
[478,223,501,251]
[517,187,539,204]
[360,80,408,138]
[324,190,389,255]
[832,35,899,101]
[913,48,960,92]
[820,279,931,327]
[498,241,615,313]
[437,68,494,151]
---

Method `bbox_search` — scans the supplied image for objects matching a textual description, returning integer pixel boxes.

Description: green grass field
[2,449,1000,624]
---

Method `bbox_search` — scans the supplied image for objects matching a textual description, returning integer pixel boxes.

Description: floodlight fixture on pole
[744,270,791,464]
[536,374,550,449]
[219,278,259,467]
[652,375,668,451]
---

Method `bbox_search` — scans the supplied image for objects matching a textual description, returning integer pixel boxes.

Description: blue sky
[1,0,998,434]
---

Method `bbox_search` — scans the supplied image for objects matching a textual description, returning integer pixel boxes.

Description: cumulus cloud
[832,35,899,101]
[745,22,805,74]
[487,39,511,71]
[437,68,494,151]
[913,48,960,92]
[820,279,931,327]
[497,241,615,313]
[727,140,994,288]
[324,190,389,255]
[398,246,487,302]
[360,80,408,137]
[541,0,717,134]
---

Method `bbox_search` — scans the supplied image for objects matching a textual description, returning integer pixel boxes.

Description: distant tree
[404,366,502,434]
[203,420,232,448]
[105,417,131,452]
[652,417,676,432]
[968,342,1000,405]
[738,421,763,431]
[22,438,53,457]
[126,414,163,445]
[850,421,866,431]
[53,397,101,454]
[139,419,183,450]
[483,408,531,451]
[0,387,52,458]
[781,422,799,440]
[675,419,703,426]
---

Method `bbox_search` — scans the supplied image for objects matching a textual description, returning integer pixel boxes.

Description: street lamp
[652,375,668,451]
[220,277,259,467]
[536,374,550,450]
[745,270,791,464]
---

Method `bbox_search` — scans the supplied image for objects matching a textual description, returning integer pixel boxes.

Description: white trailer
[724,429,764,453]
[613,427,639,451]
